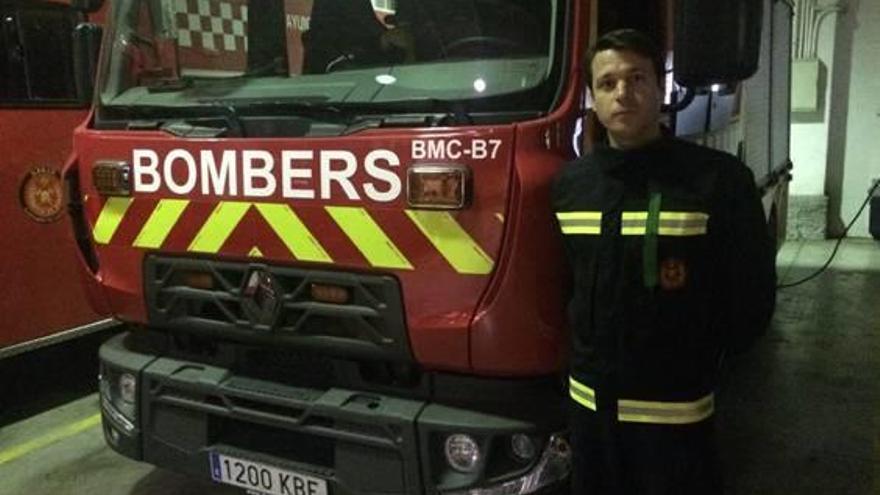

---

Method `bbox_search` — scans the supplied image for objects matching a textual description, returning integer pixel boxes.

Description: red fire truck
[0,0,112,359]
[70,0,792,493]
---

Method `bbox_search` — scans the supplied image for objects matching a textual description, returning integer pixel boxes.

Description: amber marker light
[174,270,215,290]
[407,165,470,210]
[311,283,351,305]
[92,161,132,196]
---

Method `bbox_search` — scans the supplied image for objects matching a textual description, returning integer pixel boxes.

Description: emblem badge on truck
[242,267,281,328]
[20,167,64,223]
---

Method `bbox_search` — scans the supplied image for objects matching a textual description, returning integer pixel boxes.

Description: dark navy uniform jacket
[552,137,776,409]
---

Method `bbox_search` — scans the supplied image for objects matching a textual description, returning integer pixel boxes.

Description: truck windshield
[98,0,562,118]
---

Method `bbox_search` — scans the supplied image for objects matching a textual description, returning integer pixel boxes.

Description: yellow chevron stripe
[326,206,413,270]
[255,203,332,263]
[92,197,133,245]
[249,246,264,257]
[188,202,250,253]
[132,199,189,249]
[406,211,494,275]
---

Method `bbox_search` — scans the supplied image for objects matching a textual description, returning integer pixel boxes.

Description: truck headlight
[510,434,537,462]
[445,434,482,473]
[118,372,137,404]
[445,434,571,495]
[99,366,137,432]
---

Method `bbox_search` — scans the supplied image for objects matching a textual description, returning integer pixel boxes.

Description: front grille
[144,256,411,362]
[236,348,339,390]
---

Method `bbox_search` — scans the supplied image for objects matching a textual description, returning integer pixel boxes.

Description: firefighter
[552,29,776,494]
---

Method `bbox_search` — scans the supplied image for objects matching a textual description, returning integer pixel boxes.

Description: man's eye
[599,80,614,90]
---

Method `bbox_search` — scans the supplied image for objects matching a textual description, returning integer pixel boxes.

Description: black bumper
[99,332,568,495]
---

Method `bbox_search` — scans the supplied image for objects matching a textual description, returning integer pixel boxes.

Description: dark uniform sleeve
[551,165,576,311]
[715,161,777,354]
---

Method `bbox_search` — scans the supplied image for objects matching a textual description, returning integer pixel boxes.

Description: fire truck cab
[72,1,792,494]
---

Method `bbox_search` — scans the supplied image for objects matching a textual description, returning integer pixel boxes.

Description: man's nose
[615,80,632,99]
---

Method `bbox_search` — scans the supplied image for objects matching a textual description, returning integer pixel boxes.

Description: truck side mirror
[71,0,104,14]
[674,0,763,87]
[73,22,103,105]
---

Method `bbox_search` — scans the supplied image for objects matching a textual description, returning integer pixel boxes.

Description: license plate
[210,452,328,495]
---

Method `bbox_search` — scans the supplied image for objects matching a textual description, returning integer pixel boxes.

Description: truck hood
[75,126,513,372]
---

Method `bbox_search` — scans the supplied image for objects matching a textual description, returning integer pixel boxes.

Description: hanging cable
[777,178,880,289]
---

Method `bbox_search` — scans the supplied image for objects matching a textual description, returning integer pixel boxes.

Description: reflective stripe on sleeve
[621,211,709,236]
[569,376,714,424]
[556,211,602,235]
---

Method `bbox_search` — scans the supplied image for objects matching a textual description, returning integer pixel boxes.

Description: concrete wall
[839,0,880,237]
[790,0,879,238]
[790,19,835,197]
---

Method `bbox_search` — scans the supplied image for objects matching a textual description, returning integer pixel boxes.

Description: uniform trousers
[569,399,723,495]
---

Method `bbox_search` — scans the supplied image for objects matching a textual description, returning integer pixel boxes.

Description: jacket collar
[592,136,676,176]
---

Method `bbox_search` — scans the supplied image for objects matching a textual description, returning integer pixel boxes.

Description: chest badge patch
[659,258,687,291]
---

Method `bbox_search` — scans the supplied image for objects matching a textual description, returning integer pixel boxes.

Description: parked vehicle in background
[0,0,113,359]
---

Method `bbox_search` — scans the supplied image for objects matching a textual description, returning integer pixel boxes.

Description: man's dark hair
[585,29,665,90]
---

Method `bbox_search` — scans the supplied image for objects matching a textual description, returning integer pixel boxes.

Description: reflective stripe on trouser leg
[569,376,714,424]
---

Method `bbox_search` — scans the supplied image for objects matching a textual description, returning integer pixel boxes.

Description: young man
[552,29,776,494]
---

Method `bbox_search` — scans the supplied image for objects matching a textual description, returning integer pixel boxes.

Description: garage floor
[1,239,878,495]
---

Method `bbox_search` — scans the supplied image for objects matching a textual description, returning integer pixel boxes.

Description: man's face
[590,49,663,148]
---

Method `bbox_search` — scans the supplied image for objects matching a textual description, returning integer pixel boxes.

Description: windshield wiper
[102,96,474,137]
[199,98,343,116]
[326,97,474,128]
[340,114,433,135]
[100,103,243,136]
